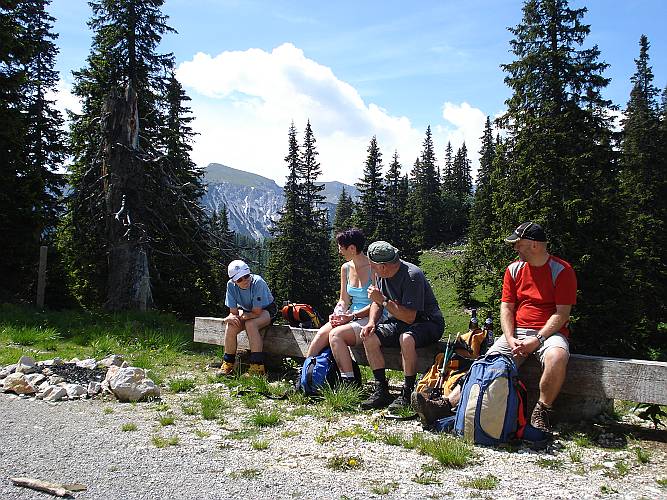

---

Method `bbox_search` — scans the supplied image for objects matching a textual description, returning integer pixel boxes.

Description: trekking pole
[433,334,452,396]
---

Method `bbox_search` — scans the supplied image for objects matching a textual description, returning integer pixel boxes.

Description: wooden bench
[194,317,667,422]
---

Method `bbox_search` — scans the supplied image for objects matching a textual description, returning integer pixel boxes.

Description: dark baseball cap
[505,222,547,243]
[367,241,399,263]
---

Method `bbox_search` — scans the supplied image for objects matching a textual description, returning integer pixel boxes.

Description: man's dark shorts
[375,318,444,348]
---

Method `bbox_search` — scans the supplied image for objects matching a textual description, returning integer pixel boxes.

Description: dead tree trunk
[101,84,152,311]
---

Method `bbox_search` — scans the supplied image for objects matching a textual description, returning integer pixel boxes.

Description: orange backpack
[280,303,322,329]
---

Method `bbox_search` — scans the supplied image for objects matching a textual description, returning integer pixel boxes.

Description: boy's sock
[372,368,387,385]
[223,353,236,363]
[249,352,265,365]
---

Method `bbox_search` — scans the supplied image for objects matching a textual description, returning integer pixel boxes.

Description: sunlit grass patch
[319,383,363,412]
[198,391,228,420]
[152,435,179,448]
[634,446,651,464]
[248,409,281,428]
[460,474,499,490]
[251,439,270,450]
[327,455,363,471]
[158,414,175,426]
[405,433,474,468]
[226,428,259,441]
[168,376,197,393]
[369,481,398,495]
[537,458,563,469]
[6,326,61,348]
[121,423,137,432]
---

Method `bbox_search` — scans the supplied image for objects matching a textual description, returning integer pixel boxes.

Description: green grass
[460,474,499,490]
[569,448,582,463]
[121,423,137,432]
[656,478,667,488]
[198,391,228,420]
[248,410,281,428]
[316,424,378,444]
[634,446,651,464]
[380,431,405,447]
[536,458,563,469]
[326,455,363,471]
[158,414,175,426]
[369,481,398,495]
[103,407,114,415]
[226,428,259,440]
[0,304,198,384]
[152,435,179,448]
[230,468,261,479]
[251,439,270,450]
[419,251,491,335]
[168,376,197,393]
[319,383,364,412]
[402,433,474,468]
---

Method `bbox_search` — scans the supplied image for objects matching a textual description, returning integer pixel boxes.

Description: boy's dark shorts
[375,318,444,348]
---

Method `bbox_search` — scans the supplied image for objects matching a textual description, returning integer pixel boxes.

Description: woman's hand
[331,313,353,327]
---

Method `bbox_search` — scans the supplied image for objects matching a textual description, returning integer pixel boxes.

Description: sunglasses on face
[236,274,251,284]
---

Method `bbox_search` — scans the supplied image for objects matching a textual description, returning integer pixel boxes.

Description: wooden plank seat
[194,317,667,421]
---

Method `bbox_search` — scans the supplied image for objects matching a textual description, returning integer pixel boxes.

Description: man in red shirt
[488,221,577,432]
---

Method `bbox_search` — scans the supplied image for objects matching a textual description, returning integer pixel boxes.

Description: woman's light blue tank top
[345,263,372,313]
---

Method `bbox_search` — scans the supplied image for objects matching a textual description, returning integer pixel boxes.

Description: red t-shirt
[501,255,577,337]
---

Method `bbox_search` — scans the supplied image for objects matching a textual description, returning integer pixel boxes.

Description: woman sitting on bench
[306,228,382,385]
[218,259,276,377]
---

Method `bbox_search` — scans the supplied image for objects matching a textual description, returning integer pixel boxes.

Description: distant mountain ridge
[201,163,358,239]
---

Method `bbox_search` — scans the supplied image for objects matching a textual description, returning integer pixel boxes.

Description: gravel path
[1,383,666,500]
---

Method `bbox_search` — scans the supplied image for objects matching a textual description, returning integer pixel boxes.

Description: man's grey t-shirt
[377,260,443,324]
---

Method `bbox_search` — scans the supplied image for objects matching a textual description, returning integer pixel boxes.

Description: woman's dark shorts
[375,318,444,348]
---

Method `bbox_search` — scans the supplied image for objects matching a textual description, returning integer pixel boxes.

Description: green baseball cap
[367,241,399,263]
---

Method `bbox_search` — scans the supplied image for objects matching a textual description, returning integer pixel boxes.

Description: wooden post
[36,245,48,308]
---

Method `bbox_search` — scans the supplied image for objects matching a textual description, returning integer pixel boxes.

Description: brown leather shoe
[530,401,553,432]
[412,391,454,427]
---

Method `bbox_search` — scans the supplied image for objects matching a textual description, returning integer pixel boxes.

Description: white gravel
[1,383,665,500]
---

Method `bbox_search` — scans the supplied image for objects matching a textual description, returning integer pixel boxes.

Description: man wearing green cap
[360,241,445,410]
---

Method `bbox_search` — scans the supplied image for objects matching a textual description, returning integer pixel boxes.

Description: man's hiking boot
[244,363,266,377]
[360,382,393,410]
[215,361,235,377]
[530,401,553,433]
[412,391,454,427]
[387,387,413,413]
[338,377,361,389]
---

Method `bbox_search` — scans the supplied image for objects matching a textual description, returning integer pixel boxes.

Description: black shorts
[375,318,444,348]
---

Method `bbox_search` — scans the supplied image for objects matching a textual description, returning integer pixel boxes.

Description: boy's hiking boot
[360,382,393,410]
[244,363,266,377]
[412,391,454,427]
[387,387,413,413]
[530,401,553,433]
[215,361,235,377]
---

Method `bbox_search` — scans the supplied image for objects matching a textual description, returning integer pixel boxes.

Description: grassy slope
[419,251,477,338]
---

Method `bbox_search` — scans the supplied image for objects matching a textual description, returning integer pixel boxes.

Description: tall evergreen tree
[267,121,336,313]
[0,0,65,302]
[618,35,667,354]
[409,126,442,249]
[489,0,627,355]
[354,135,384,242]
[469,117,495,243]
[383,151,417,262]
[332,187,354,234]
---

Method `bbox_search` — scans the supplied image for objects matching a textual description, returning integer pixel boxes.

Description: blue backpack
[298,347,360,395]
[452,353,528,446]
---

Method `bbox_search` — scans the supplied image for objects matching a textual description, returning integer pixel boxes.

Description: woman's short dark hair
[335,228,365,254]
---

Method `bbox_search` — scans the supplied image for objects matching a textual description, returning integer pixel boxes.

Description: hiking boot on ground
[337,377,361,389]
[360,382,394,410]
[412,391,454,427]
[244,363,266,377]
[530,401,553,432]
[387,387,413,413]
[215,361,235,377]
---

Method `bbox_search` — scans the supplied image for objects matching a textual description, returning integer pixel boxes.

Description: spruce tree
[0,0,66,302]
[409,126,442,249]
[618,35,667,354]
[469,117,495,243]
[384,151,417,263]
[268,122,336,313]
[491,0,627,355]
[354,135,384,242]
[332,187,354,234]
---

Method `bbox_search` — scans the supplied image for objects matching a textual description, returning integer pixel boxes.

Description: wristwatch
[381,300,388,308]
[351,314,358,321]
[535,334,545,346]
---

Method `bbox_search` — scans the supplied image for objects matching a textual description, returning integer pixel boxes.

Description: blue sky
[49,0,666,185]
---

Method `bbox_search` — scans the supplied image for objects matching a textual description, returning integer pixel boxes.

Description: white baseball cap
[228,260,251,282]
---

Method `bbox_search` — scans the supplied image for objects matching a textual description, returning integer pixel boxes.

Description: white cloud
[434,101,488,181]
[177,42,485,185]
[48,78,82,119]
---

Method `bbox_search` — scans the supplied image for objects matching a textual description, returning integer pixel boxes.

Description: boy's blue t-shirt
[225,275,274,312]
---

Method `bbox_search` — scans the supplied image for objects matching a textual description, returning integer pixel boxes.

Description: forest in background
[1,0,665,359]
